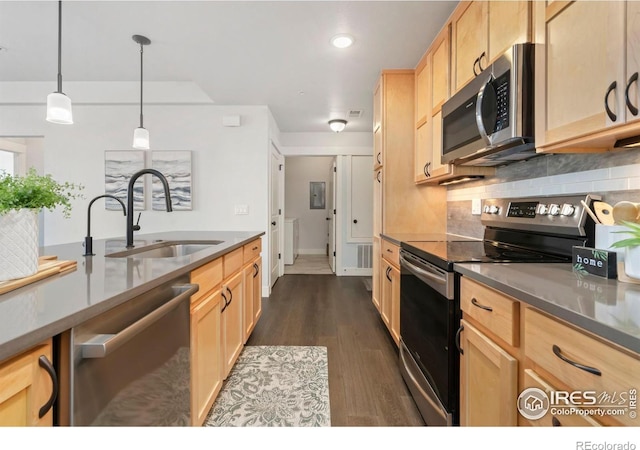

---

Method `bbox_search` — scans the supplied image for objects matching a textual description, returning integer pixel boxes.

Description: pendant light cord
[57,0,62,93]
[139,43,144,128]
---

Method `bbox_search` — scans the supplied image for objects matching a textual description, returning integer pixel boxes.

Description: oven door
[398,250,458,426]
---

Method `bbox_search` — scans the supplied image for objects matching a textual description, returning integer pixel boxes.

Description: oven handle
[399,253,447,287]
[80,283,199,359]
[399,344,450,423]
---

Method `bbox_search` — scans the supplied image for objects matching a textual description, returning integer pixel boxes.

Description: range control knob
[548,204,561,216]
[536,204,549,215]
[483,205,490,214]
[561,203,576,216]
[488,205,500,215]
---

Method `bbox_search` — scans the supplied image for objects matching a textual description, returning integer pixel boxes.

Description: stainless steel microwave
[441,43,537,167]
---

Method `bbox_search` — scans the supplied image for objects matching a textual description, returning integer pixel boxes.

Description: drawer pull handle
[552,345,602,376]
[471,297,493,312]
[626,72,639,116]
[385,266,392,282]
[221,291,228,313]
[253,263,259,277]
[456,325,464,355]
[252,246,258,251]
[604,80,617,122]
[38,355,58,419]
[386,249,393,253]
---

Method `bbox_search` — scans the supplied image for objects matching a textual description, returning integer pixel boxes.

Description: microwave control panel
[492,71,510,133]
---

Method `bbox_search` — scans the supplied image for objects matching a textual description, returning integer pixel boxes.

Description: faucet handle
[133,212,142,231]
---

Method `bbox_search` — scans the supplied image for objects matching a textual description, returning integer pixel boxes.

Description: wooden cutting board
[0,256,77,295]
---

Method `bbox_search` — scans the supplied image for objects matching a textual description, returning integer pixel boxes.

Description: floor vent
[357,244,373,269]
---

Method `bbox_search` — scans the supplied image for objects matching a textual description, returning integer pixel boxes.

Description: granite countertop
[454,262,640,354]
[0,230,264,363]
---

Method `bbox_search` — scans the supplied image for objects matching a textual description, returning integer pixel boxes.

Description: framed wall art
[104,150,145,211]
[151,150,192,211]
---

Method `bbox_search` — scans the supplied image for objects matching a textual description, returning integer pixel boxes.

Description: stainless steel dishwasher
[68,278,198,426]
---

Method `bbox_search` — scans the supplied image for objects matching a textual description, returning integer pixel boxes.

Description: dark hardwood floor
[246,274,425,426]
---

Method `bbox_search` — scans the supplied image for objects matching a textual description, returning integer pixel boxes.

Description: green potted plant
[610,220,640,279]
[0,168,83,281]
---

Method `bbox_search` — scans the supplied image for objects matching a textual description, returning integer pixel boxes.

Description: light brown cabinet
[372,236,381,313]
[414,21,495,186]
[221,265,244,379]
[380,239,400,346]
[459,319,518,426]
[451,1,531,94]
[0,339,56,426]
[536,0,640,153]
[242,239,262,343]
[189,257,224,426]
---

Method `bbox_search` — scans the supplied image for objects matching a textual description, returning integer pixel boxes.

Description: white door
[328,159,337,273]
[349,155,374,241]
[270,145,283,288]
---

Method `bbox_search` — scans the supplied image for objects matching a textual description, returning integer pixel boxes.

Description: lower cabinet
[459,319,518,426]
[0,339,56,426]
[190,288,223,426]
[379,238,400,346]
[221,269,244,379]
[243,257,262,343]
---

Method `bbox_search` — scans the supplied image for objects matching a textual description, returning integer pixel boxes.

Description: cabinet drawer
[223,248,244,278]
[190,258,223,303]
[460,277,519,347]
[381,239,400,268]
[525,307,640,426]
[522,369,601,427]
[243,239,261,264]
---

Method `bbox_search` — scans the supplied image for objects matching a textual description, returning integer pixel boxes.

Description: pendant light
[132,35,151,149]
[46,1,73,124]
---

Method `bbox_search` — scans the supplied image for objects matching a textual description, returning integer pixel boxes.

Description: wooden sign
[572,246,617,279]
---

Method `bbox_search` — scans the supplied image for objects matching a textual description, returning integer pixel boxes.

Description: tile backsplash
[446,150,640,238]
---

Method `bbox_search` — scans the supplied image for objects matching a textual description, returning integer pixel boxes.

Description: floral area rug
[204,346,330,427]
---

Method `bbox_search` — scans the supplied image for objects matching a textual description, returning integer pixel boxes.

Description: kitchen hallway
[247,274,424,426]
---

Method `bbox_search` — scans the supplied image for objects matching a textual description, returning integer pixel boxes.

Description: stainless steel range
[397,194,600,426]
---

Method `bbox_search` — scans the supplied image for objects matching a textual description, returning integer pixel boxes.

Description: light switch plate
[234,204,249,215]
[471,198,482,216]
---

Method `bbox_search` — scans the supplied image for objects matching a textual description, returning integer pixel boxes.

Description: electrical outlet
[234,204,249,215]
[471,199,482,216]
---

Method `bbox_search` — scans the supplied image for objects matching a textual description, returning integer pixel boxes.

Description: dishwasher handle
[80,283,199,359]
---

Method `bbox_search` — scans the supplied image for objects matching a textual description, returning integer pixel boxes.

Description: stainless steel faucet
[84,194,126,256]
[126,169,173,248]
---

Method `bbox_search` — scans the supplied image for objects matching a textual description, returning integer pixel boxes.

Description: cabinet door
[0,340,54,426]
[626,1,640,125]
[252,257,262,326]
[373,77,383,169]
[221,270,244,379]
[389,263,400,346]
[372,237,381,312]
[415,122,431,183]
[430,27,452,179]
[488,1,530,63]
[373,169,382,237]
[459,319,518,426]
[190,290,222,426]
[544,1,625,145]
[243,263,255,343]
[381,258,393,332]
[452,1,488,93]
[415,56,431,184]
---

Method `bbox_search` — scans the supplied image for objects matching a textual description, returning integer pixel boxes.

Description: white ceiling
[0,1,458,133]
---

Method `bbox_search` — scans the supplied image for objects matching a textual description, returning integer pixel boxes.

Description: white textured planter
[624,246,640,280]
[0,209,39,282]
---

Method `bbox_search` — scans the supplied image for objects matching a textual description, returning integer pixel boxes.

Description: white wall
[0,102,272,294]
[284,156,335,255]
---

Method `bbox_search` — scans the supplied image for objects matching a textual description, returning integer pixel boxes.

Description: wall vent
[348,109,364,118]
[357,244,373,269]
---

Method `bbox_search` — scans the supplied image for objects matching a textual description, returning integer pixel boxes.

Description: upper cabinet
[414,22,495,186]
[451,1,531,94]
[373,78,384,169]
[536,1,640,153]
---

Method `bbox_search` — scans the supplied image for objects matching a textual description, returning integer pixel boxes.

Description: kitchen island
[0,230,264,363]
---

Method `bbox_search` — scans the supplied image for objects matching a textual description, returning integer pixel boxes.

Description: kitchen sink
[105,240,223,259]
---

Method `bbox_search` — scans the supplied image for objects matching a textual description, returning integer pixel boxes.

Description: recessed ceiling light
[331,34,354,49]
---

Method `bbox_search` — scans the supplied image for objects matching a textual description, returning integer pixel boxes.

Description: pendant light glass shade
[46,92,73,124]
[132,126,150,149]
[328,119,347,133]
[46,1,73,124]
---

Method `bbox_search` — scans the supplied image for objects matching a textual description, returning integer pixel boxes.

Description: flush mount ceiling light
[328,119,347,133]
[46,1,73,124]
[132,34,151,150]
[331,34,354,49]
